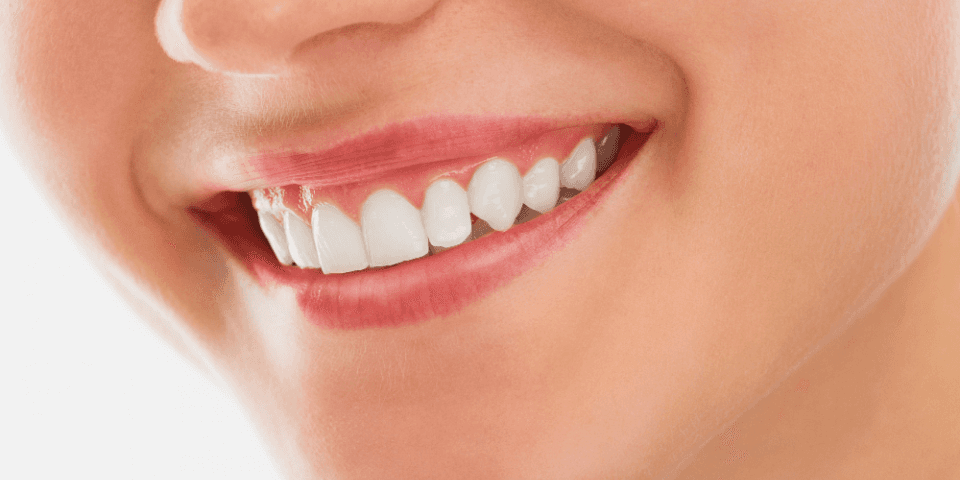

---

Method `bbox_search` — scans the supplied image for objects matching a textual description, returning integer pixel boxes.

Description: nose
[155,0,439,74]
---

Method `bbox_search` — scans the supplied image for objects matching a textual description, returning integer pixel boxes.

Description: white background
[0,135,282,479]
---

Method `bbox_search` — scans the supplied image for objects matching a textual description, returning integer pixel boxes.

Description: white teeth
[522,157,561,213]
[361,189,429,268]
[468,158,523,231]
[254,129,623,269]
[311,204,369,274]
[421,179,472,248]
[560,138,597,191]
[283,211,321,268]
[257,211,294,266]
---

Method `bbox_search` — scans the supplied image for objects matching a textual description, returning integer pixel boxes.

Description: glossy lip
[246,115,657,189]
[192,126,651,329]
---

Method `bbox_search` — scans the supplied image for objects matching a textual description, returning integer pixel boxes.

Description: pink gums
[250,118,606,220]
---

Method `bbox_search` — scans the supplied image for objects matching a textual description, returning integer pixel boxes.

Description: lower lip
[193,131,650,329]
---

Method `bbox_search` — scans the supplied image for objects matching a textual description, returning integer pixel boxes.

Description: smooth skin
[2,0,959,478]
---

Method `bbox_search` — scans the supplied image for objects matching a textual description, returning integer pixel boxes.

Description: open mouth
[191,118,655,329]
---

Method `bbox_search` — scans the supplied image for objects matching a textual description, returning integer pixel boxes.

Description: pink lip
[194,117,653,329]
[249,115,655,188]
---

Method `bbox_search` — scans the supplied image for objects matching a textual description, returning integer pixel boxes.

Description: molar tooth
[560,138,597,191]
[596,125,622,176]
[361,189,429,268]
[421,179,471,248]
[257,211,293,266]
[283,211,321,268]
[522,157,560,213]
[311,204,369,274]
[468,158,523,232]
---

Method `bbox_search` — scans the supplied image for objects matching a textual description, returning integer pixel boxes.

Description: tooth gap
[467,219,494,242]
[429,243,451,255]
[514,204,541,225]
[596,125,623,176]
[555,187,581,207]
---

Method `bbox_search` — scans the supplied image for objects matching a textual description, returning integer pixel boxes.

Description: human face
[1,0,958,478]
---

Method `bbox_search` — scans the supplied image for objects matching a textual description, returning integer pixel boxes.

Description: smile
[191,116,656,329]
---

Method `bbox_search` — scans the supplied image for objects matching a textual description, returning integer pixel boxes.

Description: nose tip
[155,0,439,75]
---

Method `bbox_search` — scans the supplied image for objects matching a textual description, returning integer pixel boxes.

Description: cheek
[0,1,162,217]
[676,0,960,308]
[2,0,180,270]
[546,0,960,454]
[748,3,959,290]
[0,1,225,343]
[740,8,957,359]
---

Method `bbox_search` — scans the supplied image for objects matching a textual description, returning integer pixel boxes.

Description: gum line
[255,124,608,222]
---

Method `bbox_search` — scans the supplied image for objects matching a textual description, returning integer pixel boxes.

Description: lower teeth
[253,125,625,272]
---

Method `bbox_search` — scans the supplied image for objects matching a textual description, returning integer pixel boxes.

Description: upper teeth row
[256,127,621,273]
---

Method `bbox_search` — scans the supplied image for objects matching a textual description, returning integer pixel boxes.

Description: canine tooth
[596,125,622,175]
[311,204,369,274]
[522,157,560,213]
[361,189,429,268]
[421,179,471,248]
[283,211,321,268]
[560,138,597,191]
[257,211,293,266]
[468,158,523,231]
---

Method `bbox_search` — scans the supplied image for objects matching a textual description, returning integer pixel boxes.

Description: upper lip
[206,114,657,195]
[253,115,564,187]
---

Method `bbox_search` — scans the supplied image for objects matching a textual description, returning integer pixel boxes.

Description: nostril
[156,0,289,74]
[157,0,443,75]
[155,0,205,67]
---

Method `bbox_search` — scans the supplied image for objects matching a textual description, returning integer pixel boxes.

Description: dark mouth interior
[189,124,648,272]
